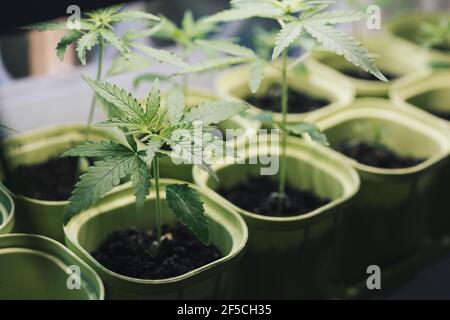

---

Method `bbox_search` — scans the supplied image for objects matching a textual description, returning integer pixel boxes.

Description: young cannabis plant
[62,77,247,245]
[421,19,450,52]
[206,0,387,212]
[25,5,160,126]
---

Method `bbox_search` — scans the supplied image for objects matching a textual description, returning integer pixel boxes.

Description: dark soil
[92,223,222,280]
[429,110,450,121]
[5,157,83,201]
[342,68,398,81]
[336,140,425,169]
[217,176,330,217]
[245,85,329,114]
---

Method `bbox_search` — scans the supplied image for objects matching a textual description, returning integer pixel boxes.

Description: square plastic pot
[0,234,104,300]
[63,179,248,300]
[386,13,450,64]
[391,70,450,239]
[312,35,427,97]
[158,89,261,182]
[305,98,450,286]
[215,60,355,125]
[1,125,121,242]
[193,136,360,299]
[0,183,14,235]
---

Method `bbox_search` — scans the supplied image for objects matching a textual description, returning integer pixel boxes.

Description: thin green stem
[152,156,162,241]
[86,39,104,132]
[277,50,289,212]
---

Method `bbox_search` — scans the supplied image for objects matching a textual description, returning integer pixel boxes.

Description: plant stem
[152,155,162,241]
[277,50,289,212]
[86,39,104,134]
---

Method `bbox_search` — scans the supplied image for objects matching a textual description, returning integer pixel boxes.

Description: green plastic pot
[1,125,120,242]
[391,71,450,239]
[0,233,104,300]
[158,89,261,182]
[193,135,360,299]
[386,13,450,64]
[64,179,248,300]
[305,98,450,287]
[215,60,355,125]
[312,35,426,97]
[0,183,14,235]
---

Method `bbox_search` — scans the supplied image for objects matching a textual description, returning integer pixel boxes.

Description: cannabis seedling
[207,0,387,212]
[25,5,160,127]
[62,77,247,247]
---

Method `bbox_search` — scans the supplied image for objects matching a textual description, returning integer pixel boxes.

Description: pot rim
[306,97,450,176]
[0,184,14,234]
[214,60,355,122]
[64,179,248,287]
[194,135,360,224]
[0,233,105,299]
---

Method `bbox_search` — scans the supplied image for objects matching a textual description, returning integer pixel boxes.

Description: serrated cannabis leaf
[303,10,365,25]
[56,30,82,61]
[132,43,189,68]
[166,184,210,245]
[178,57,252,75]
[302,21,387,81]
[183,101,248,126]
[197,39,256,58]
[61,141,134,158]
[76,31,99,65]
[98,28,130,57]
[272,21,303,60]
[167,86,185,124]
[131,157,152,208]
[249,59,265,93]
[133,73,169,89]
[64,156,134,224]
[285,122,328,145]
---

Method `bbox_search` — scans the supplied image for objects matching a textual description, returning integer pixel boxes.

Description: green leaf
[133,73,169,89]
[285,122,328,145]
[146,79,161,122]
[178,57,252,75]
[56,30,82,61]
[64,156,134,224]
[111,11,160,22]
[183,101,248,126]
[166,86,185,124]
[23,21,67,31]
[304,10,365,25]
[98,28,130,58]
[76,31,100,65]
[272,21,303,60]
[62,141,134,158]
[196,39,255,58]
[165,184,210,245]
[107,53,152,76]
[205,1,285,23]
[132,43,189,68]
[249,59,265,93]
[82,76,146,123]
[131,157,151,208]
[302,21,387,82]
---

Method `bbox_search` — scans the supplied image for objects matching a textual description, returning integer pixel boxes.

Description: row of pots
[1,18,450,298]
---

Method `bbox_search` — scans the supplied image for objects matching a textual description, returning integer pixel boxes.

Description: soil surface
[429,110,450,121]
[5,157,82,201]
[217,176,331,217]
[92,223,222,280]
[336,140,425,169]
[342,68,398,81]
[245,85,329,114]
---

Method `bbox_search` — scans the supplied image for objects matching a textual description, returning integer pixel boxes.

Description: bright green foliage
[166,184,210,244]
[421,19,450,52]
[25,5,159,64]
[285,123,329,146]
[63,77,247,245]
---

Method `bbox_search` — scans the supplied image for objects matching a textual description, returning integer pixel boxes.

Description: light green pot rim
[2,124,121,207]
[390,69,450,125]
[0,184,15,234]
[64,179,248,291]
[306,98,450,176]
[0,233,105,299]
[194,135,360,226]
[215,60,355,123]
